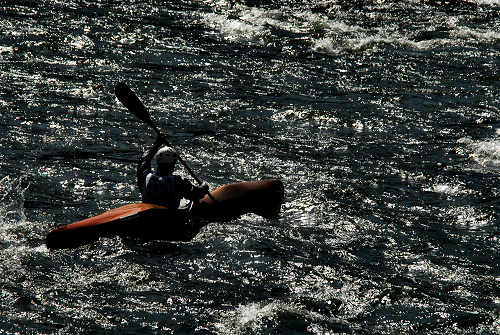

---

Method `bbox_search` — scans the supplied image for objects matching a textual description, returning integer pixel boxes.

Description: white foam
[470,140,500,168]
[200,6,364,47]
[215,302,296,333]
[214,302,276,334]
[452,26,500,42]
[313,32,424,55]
[459,135,500,169]
[0,46,14,54]
[472,0,500,5]
[238,302,274,325]
[201,3,499,56]
[427,183,464,196]
[202,10,269,44]
[67,34,95,50]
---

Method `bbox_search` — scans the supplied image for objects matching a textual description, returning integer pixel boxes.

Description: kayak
[46,180,284,249]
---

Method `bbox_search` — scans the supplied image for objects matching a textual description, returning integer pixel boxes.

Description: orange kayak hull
[46,180,284,249]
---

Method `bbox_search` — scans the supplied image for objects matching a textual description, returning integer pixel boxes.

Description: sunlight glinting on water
[0,0,498,333]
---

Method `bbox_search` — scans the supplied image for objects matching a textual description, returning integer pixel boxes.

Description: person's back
[142,173,194,208]
[137,137,208,208]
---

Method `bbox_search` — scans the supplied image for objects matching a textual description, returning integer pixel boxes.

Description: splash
[216,301,352,334]
[0,176,31,268]
[461,137,500,169]
[0,176,29,226]
[216,302,302,334]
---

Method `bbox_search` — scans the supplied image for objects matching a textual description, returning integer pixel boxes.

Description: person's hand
[195,183,210,200]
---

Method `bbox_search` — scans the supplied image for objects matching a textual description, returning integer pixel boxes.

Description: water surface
[0,0,499,333]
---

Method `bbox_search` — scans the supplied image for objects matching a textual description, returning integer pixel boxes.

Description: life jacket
[142,173,182,208]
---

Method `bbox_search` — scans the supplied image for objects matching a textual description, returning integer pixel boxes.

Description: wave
[199,3,499,55]
[460,136,500,169]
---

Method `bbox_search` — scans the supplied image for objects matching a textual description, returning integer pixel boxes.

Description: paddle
[114,82,215,201]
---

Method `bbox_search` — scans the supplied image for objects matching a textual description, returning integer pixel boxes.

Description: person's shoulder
[172,174,192,185]
[171,174,185,182]
[145,171,161,183]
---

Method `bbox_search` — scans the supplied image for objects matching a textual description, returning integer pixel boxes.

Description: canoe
[46,180,284,249]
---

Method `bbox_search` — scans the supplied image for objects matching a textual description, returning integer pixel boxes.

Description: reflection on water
[0,0,499,333]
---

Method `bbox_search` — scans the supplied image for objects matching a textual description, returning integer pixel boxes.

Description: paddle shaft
[146,116,205,186]
[115,83,213,198]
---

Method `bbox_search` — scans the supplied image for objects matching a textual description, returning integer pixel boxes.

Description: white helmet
[155,146,178,165]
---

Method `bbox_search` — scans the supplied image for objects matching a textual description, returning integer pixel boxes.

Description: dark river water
[1,0,499,334]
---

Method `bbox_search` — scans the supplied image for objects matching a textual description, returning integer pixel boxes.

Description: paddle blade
[114,82,152,125]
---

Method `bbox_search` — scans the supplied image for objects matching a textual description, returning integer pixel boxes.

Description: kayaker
[137,135,209,209]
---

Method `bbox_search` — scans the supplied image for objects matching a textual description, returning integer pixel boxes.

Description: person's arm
[175,176,209,201]
[137,136,164,193]
[191,182,210,201]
